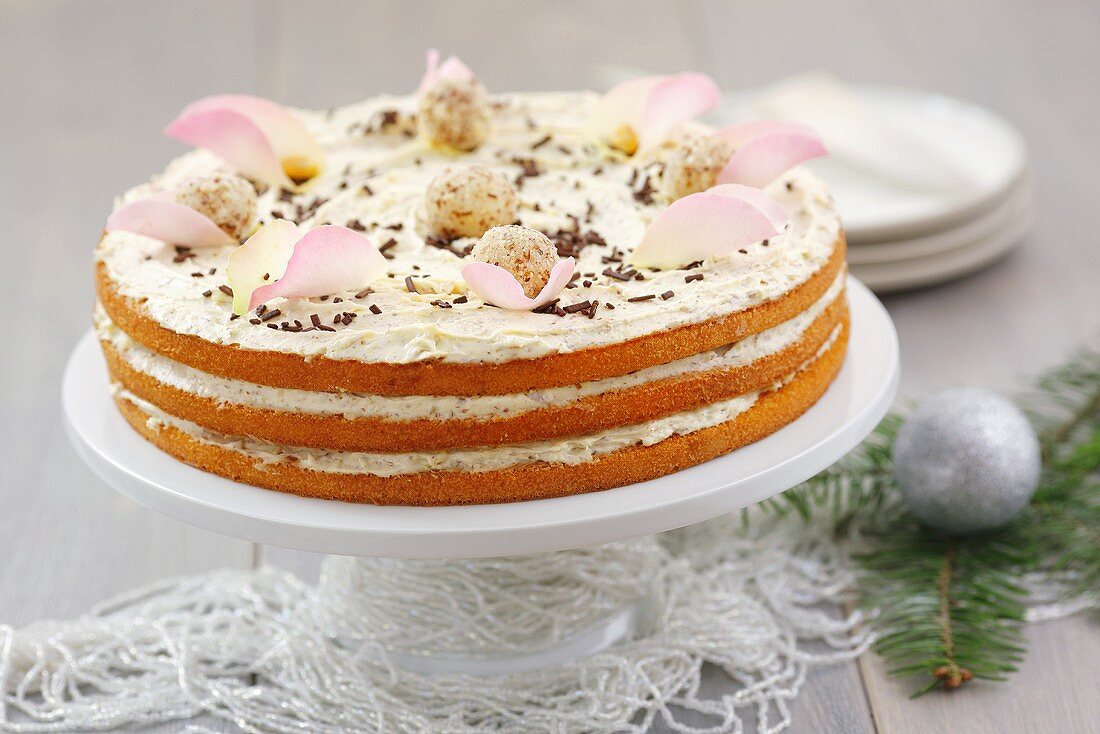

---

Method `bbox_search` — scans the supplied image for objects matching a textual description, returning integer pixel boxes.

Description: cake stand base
[314,545,660,675]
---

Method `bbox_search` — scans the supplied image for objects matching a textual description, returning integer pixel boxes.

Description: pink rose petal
[630,189,784,269]
[639,72,722,151]
[164,95,324,189]
[106,195,235,247]
[715,121,827,188]
[248,225,388,312]
[588,72,721,153]
[227,219,300,315]
[707,184,790,230]
[417,48,476,94]
[461,258,575,311]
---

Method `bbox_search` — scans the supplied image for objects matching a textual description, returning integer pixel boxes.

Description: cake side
[98,280,847,451]
[109,316,848,505]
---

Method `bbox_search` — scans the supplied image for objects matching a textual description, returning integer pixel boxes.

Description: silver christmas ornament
[892,387,1041,534]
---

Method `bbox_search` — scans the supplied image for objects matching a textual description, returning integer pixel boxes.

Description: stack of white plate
[722,77,1034,293]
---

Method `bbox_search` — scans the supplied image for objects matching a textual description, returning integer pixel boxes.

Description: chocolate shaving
[602,267,635,282]
[218,285,233,297]
[453,295,468,304]
[310,313,336,332]
[369,304,382,315]
[425,234,471,258]
[632,174,656,205]
[685,273,704,283]
[562,300,592,314]
[404,275,419,294]
[512,156,541,186]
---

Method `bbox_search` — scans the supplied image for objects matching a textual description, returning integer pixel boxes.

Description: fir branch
[1026,429,1100,597]
[859,525,1032,695]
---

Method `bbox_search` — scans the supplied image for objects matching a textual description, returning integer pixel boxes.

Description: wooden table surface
[1,1,1097,731]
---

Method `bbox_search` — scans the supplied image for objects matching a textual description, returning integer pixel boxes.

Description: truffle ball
[470,225,558,298]
[660,132,732,202]
[426,165,518,239]
[418,76,491,151]
[175,174,257,240]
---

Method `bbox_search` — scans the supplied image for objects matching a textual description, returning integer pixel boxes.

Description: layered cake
[95,54,847,505]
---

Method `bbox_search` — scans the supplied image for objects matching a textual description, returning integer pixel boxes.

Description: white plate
[850,203,1034,293]
[62,279,898,560]
[847,173,1034,265]
[722,83,1028,242]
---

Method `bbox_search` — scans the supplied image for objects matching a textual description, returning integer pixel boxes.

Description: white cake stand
[62,276,898,674]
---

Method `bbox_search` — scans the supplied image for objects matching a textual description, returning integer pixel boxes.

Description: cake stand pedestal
[62,277,898,675]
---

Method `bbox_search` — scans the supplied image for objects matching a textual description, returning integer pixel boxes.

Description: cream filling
[114,324,842,477]
[96,271,845,422]
[96,91,842,366]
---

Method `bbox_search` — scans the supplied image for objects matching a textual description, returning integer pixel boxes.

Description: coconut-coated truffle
[426,165,518,239]
[470,225,559,298]
[418,76,491,151]
[175,173,258,240]
[660,132,732,202]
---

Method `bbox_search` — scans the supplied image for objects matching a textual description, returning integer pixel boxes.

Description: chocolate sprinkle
[260,308,281,322]
[530,134,552,150]
[660,290,674,300]
[404,275,419,294]
[562,300,592,314]
[685,273,704,283]
[310,313,336,332]
[632,175,656,205]
[627,294,656,302]
[218,285,233,297]
[602,267,635,282]
[369,304,382,315]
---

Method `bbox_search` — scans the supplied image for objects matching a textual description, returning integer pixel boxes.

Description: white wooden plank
[859,615,1100,734]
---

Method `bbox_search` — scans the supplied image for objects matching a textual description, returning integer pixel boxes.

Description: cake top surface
[96,90,841,365]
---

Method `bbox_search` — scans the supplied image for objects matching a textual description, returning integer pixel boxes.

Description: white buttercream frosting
[96,92,842,366]
[114,324,841,477]
[96,271,844,422]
